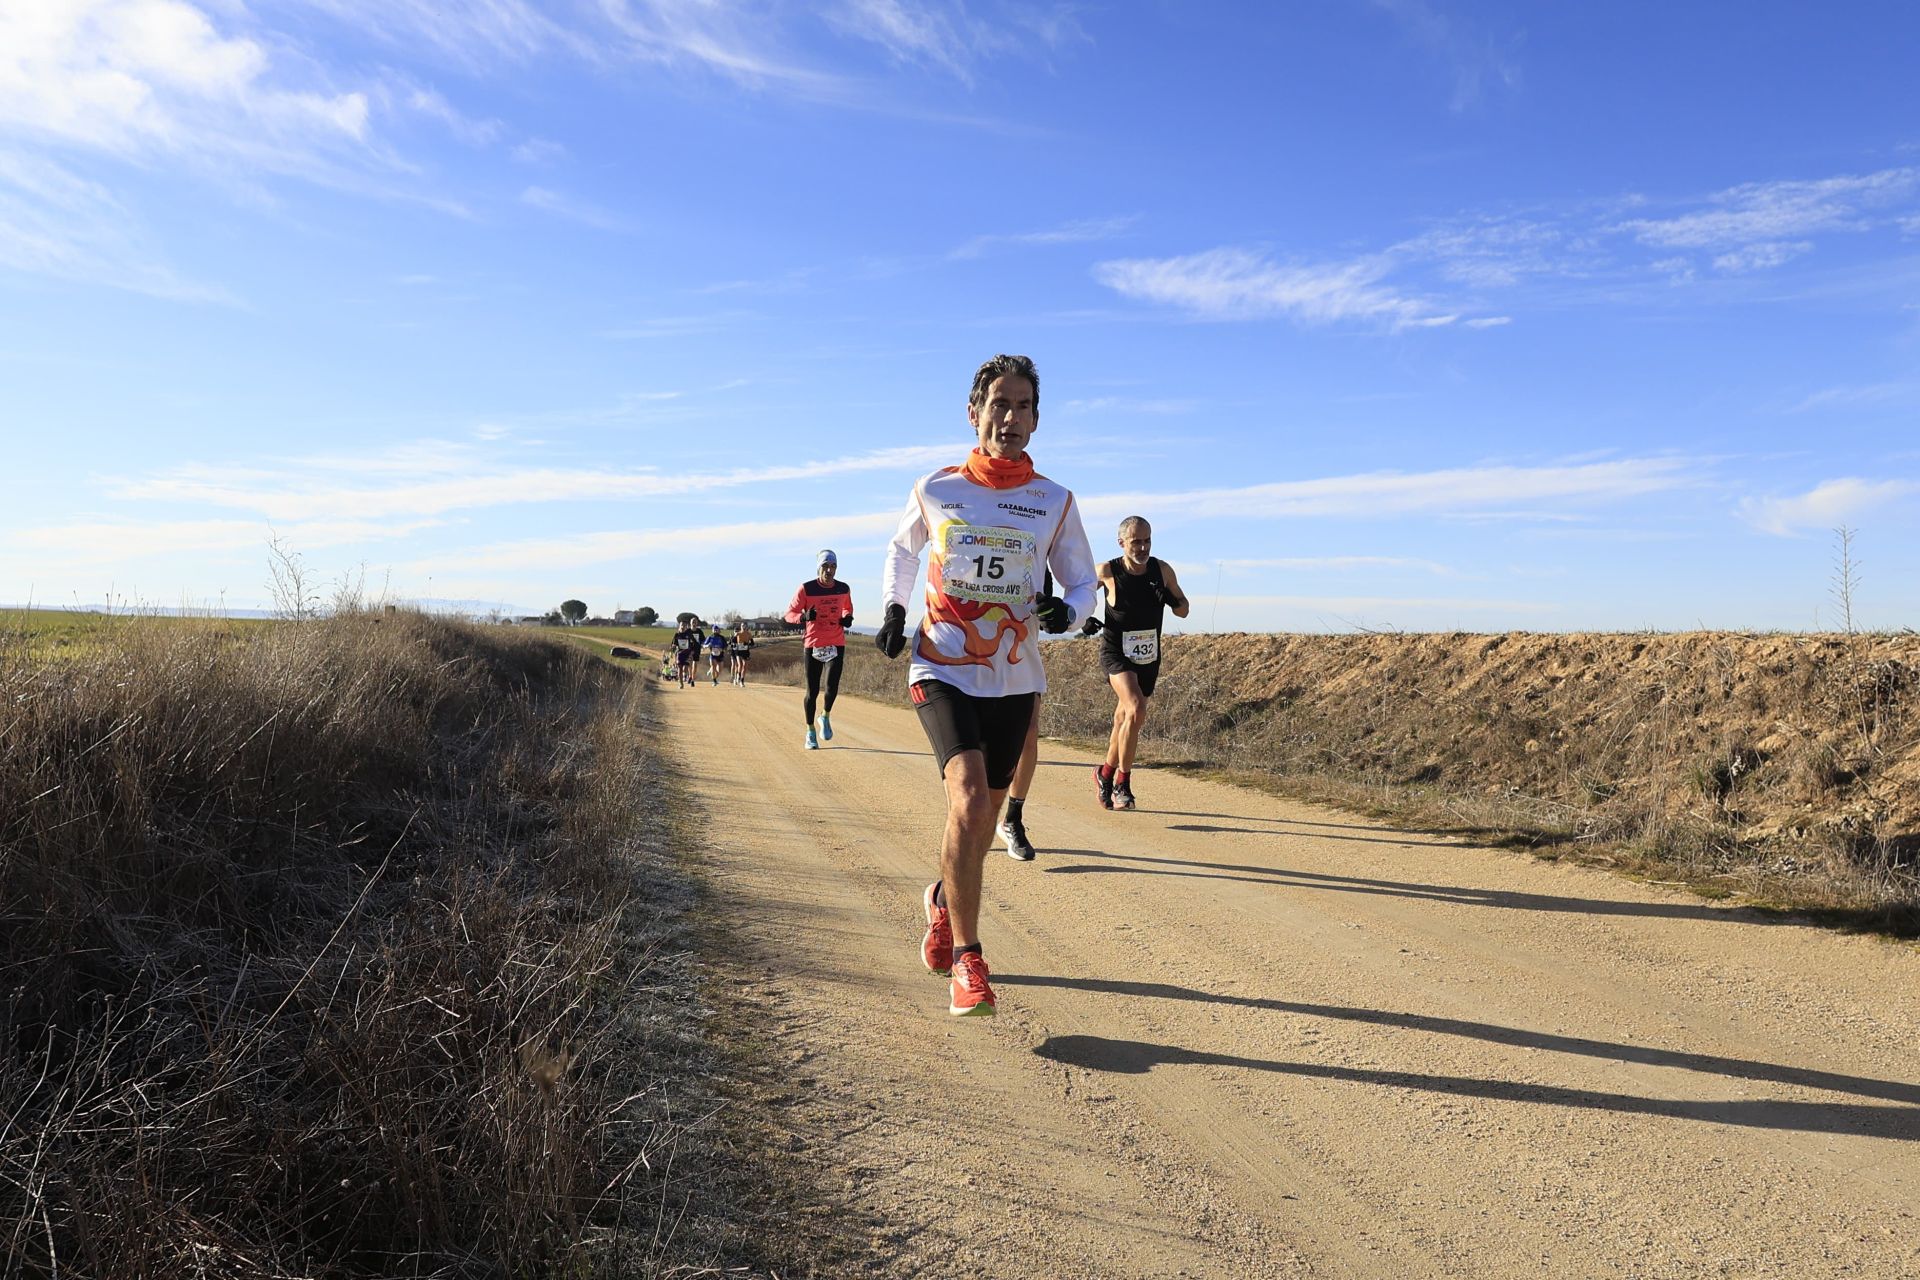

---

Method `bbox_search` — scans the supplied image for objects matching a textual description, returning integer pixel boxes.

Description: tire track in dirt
[661,680,1920,1279]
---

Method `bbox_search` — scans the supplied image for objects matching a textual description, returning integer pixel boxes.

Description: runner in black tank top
[1098,554,1169,691]
[1084,517,1189,810]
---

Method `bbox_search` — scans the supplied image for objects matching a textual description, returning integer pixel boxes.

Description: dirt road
[661,679,1919,1279]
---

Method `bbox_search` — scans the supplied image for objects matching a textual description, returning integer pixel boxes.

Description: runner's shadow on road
[1151,808,1411,834]
[1029,1033,1920,1142]
[1165,823,1497,851]
[997,973,1920,1107]
[1041,848,1798,927]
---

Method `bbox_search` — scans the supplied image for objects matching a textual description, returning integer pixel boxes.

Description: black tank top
[1100,557,1166,667]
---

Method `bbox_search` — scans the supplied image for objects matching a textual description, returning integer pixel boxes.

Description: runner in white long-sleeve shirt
[875,353,1097,1016]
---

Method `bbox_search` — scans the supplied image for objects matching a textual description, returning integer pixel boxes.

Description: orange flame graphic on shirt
[914,560,1029,669]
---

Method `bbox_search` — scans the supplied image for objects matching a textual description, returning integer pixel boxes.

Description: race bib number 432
[939,524,1037,607]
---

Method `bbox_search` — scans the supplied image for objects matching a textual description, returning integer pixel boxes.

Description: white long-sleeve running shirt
[880,460,1098,698]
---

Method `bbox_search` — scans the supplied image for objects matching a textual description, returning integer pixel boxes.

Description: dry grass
[0,610,807,1278]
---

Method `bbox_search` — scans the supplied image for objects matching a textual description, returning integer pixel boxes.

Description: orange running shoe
[921,881,952,974]
[949,950,996,1017]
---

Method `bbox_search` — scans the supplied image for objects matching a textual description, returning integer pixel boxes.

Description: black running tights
[804,649,843,724]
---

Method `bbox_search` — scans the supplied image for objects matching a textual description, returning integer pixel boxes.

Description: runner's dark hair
[968,353,1040,412]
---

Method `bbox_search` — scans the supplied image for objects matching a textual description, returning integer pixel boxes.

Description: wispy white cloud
[826,0,1085,84]
[1100,164,1920,332]
[1619,169,1919,250]
[0,0,458,294]
[1737,477,1920,536]
[394,512,901,575]
[1218,556,1459,576]
[289,0,581,72]
[1093,246,1451,330]
[829,0,974,80]
[1711,240,1811,274]
[110,443,962,521]
[0,1,372,161]
[520,184,628,231]
[1081,457,1697,521]
[1055,396,1198,415]
[510,137,565,164]
[601,312,753,339]
[0,147,234,300]
[9,515,444,562]
[1785,382,1913,413]
[951,215,1136,260]
[593,0,847,91]
[1368,0,1522,112]
[401,86,503,147]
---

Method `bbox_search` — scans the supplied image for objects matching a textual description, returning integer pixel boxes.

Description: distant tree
[542,610,562,626]
[676,611,697,625]
[634,606,658,627]
[720,609,744,628]
[560,599,587,626]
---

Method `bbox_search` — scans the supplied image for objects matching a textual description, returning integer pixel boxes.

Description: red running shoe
[921,881,952,974]
[948,950,996,1017]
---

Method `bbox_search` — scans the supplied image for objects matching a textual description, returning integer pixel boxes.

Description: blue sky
[3,0,1917,632]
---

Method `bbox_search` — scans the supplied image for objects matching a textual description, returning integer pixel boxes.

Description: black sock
[1005,797,1025,822]
[953,942,982,960]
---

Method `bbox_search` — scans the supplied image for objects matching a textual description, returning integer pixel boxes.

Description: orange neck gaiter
[960,447,1034,490]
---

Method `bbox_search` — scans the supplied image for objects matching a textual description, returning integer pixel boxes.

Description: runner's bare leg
[1106,671,1149,772]
[938,749,1005,948]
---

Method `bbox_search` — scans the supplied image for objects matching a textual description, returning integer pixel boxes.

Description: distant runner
[877,353,1096,1016]
[785,550,854,750]
[730,623,755,686]
[672,619,701,688]
[704,627,727,686]
[1084,516,1189,810]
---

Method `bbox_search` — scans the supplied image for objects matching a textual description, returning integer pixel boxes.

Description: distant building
[614,610,636,626]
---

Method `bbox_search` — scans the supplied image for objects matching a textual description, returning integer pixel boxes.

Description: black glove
[1149,579,1171,605]
[1032,593,1070,634]
[801,606,816,622]
[875,603,907,659]
[839,613,853,627]
[1079,614,1103,638]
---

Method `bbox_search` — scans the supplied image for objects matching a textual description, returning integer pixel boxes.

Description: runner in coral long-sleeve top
[785,549,854,750]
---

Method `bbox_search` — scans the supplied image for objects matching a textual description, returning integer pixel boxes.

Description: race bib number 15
[939,525,1037,607]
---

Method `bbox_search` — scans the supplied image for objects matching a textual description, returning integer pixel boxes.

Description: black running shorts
[1098,650,1160,697]
[910,680,1037,791]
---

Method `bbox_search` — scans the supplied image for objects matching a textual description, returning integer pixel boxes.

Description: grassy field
[0,607,269,660]
[562,622,675,649]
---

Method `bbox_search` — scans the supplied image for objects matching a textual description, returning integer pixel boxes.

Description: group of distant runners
[662,618,755,688]
[660,353,1189,1020]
